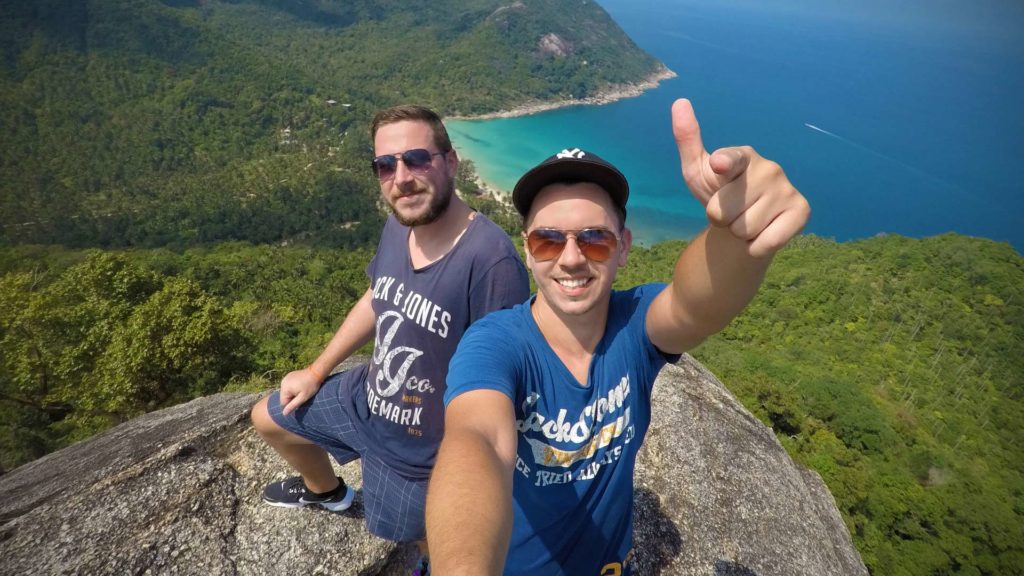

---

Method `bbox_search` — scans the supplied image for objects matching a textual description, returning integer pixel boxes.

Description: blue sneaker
[262,476,355,512]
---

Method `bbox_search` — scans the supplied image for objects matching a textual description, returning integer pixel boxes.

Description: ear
[617,227,632,267]
[521,231,535,268]
[446,148,459,178]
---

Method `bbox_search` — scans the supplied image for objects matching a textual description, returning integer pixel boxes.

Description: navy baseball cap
[512,148,629,219]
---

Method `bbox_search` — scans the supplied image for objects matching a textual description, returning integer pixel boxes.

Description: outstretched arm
[647,99,811,353]
[427,389,518,575]
[280,287,376,415]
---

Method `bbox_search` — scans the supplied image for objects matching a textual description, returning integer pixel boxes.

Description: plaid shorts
[267,365,428,542]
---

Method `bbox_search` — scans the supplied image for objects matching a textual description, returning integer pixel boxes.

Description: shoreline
[461,167,510,210]
[460,173,511,205]
[447,65,677,121]
[451,65,677,206]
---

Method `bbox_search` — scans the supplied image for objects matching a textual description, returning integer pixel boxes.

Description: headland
[448,66,676,121]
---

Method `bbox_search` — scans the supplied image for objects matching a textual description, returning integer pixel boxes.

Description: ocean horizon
[448,0,1024,251]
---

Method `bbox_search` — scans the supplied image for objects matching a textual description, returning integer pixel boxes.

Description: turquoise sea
[448,0,1024,250]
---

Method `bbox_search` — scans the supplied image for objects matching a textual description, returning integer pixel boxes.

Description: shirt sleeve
[630,283,683,365]
[444,313,520,407]
[466,255,530,324]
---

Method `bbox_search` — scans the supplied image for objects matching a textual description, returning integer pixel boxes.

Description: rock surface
[632,358,868,576]
[0,356,867,575]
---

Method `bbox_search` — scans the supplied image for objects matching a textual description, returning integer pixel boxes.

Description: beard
[390,180,454,227]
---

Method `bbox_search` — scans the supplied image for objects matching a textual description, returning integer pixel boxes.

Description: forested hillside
[0,0,662,247]
[622,234,1024,576]
[2,234,1022,575]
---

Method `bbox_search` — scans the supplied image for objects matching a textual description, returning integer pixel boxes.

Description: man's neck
[531,294,611,386]
[408,198,474,269]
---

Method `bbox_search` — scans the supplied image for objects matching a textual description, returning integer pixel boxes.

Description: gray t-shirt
[350,213,529,478]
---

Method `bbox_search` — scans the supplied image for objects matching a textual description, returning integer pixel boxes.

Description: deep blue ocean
[447,0,1024,250]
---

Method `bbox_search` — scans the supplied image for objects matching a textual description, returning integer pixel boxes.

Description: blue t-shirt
[350,214,529,479]
[445,284,677,576]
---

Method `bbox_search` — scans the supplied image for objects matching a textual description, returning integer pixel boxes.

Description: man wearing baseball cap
[425,99,811,575]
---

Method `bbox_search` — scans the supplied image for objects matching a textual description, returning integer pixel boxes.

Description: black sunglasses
[525,228,620,262]
[372,149,447,180]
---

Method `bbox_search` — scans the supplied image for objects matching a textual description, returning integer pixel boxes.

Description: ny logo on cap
[556,148,585,159]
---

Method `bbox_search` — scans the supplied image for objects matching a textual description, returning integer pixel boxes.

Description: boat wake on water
[803,123,953,190]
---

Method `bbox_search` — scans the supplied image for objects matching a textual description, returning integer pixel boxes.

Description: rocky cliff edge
[0,356,867,576]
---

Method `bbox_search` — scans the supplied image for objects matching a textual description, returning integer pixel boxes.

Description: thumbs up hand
[672,99,810,258]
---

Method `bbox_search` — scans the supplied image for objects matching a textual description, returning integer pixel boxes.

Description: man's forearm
[427,429,513,575]
[309,287,376,376]
[674,225,771,334]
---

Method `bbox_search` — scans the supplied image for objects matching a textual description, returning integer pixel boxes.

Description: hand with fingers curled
[672,98,811,258]
[279,365,325,416]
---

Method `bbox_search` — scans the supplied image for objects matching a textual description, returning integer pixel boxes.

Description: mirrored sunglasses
[525,228,619,262]
[372,148,447,180]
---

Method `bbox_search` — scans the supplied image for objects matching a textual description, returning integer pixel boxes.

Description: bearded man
[251,105,529,566]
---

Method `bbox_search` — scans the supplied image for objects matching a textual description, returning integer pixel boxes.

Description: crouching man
[251,105,528,572]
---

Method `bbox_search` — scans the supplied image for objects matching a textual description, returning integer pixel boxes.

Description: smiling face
[373,120,457,227]
[524,182,631,320]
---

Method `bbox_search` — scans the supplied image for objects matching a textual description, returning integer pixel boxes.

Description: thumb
[671,98,706,176]
[672,99,734,203]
